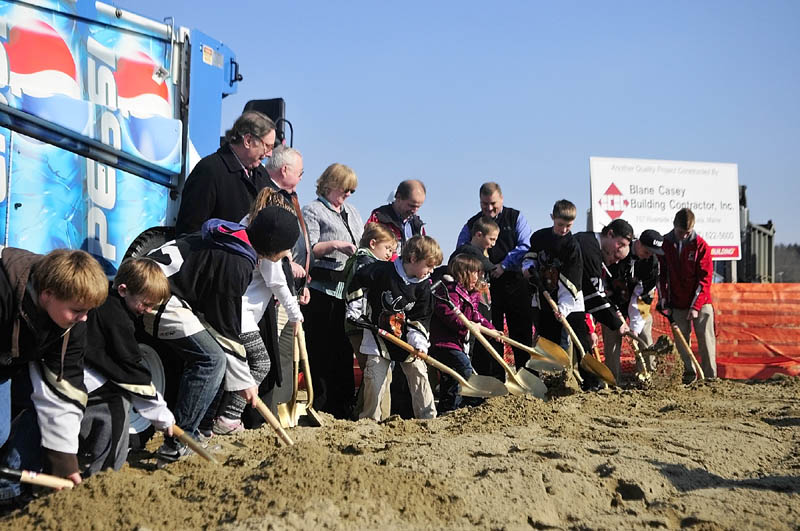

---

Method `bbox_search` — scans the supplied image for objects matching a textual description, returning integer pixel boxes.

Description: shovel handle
[623,332,650,378]
[172,425,219,464]
[669,322,705,380]
[296,325,315,407]
[478,326,534,356]
[0,467,74,490]
[254,398,295,446]
[372,327,475,390]
[451,309,525,388]
[542,292,586,359]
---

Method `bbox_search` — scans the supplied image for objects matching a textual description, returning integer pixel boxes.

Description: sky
[119,0,800,253]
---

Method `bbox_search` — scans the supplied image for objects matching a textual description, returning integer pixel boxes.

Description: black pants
[302,289,355,419]
[472,273,532,377]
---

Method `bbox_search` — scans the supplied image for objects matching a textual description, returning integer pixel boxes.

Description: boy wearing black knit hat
[144,206,299,462]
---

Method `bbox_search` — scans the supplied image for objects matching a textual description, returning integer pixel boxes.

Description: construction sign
[589,157,741,260]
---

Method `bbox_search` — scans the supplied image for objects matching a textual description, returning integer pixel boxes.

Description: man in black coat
[175,111,276,235]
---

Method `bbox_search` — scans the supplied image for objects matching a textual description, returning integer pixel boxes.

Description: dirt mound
[4,377,799,530]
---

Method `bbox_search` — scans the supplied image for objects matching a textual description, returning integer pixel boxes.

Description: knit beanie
[246,206,300,256]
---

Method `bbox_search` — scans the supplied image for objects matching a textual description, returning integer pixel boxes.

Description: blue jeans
[161,331,226,438]
[0,378,10,448]
[430,347,474,412]
[0,408,42,501]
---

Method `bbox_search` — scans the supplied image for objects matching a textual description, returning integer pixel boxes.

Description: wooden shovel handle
[172,425,219,464]
[373,328,474,389]
[670,322,705,380]
[23,470,74,489]
[449,307,525,387]
[254,397,295,446]
[542,292,586,359]
[4,468,75,490]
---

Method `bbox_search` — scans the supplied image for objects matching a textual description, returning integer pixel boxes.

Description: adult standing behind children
[658,208,716,381]
[456,182,532,375]
[175,111,276,235]
[573,219,634,387]
[366,179,427,258]
[258,146,310,413]
[302,163,363,419]
[0,248,107,493]
[603,230,663,381]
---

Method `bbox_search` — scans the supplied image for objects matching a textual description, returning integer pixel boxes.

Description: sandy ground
[2,371,799,530]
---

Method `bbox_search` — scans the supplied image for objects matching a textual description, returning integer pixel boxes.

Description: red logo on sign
[598,183,629,220]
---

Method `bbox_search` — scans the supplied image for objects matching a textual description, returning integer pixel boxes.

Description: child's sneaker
[212,416,245,435]
[155,438,192,464]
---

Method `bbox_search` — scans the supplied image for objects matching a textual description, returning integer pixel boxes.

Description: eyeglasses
[249,134,274,154]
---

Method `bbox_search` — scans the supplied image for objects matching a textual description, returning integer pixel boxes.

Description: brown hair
[359,222,396,249]
[401,235,443,266]
[552,199,576,221]
[673,208,695,231]
[316,163,358,198]
[247,186,295,225]
[470,216,499,237]
[223,111,275,145]
[448,254,483,288]
[479,182,502,197]
[395,179,426,200]
[32,249,108,308]
[112,258,170,304]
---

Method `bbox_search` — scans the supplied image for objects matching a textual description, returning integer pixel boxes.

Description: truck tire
[123,226,176,261]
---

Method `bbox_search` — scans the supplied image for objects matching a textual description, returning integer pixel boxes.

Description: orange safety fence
[594,283,800,380]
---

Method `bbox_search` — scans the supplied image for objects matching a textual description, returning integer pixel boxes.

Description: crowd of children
[0,170,716,509]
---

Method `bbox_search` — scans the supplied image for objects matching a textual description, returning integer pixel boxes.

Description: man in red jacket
[658,208,716,380]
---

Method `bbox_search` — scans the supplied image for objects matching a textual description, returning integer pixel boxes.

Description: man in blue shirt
[456,182,532,376]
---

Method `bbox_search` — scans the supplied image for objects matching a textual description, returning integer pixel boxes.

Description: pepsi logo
[114,51,171,119]
[5,18,79,99]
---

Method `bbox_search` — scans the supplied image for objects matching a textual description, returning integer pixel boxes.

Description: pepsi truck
[0,0,283,442]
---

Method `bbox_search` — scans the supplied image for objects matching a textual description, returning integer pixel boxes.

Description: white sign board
[589,157,741,260]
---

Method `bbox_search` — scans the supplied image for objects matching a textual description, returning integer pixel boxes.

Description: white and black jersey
[574,232,624,330]
[523,228,583,315]
[146,221,258,391]
[345,259,433,362]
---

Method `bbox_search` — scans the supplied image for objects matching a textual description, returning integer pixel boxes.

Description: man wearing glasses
[176,111,276,235]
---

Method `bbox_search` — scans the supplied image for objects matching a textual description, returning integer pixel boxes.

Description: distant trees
[776,244,800,282]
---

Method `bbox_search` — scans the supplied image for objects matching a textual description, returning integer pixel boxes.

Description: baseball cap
[638,229,664,255]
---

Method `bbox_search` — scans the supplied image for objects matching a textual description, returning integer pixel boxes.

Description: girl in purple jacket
[429,254,495,412]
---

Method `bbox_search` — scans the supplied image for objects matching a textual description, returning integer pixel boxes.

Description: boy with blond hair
[0,248,107,502]
[79,257,174,476]
[346,235,442,420]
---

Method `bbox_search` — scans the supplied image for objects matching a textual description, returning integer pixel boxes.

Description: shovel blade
[461,374,508,398]
[515,367,548,399]
[533,336,571,368]
[276,403,295,428]
[580,354,617,387]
